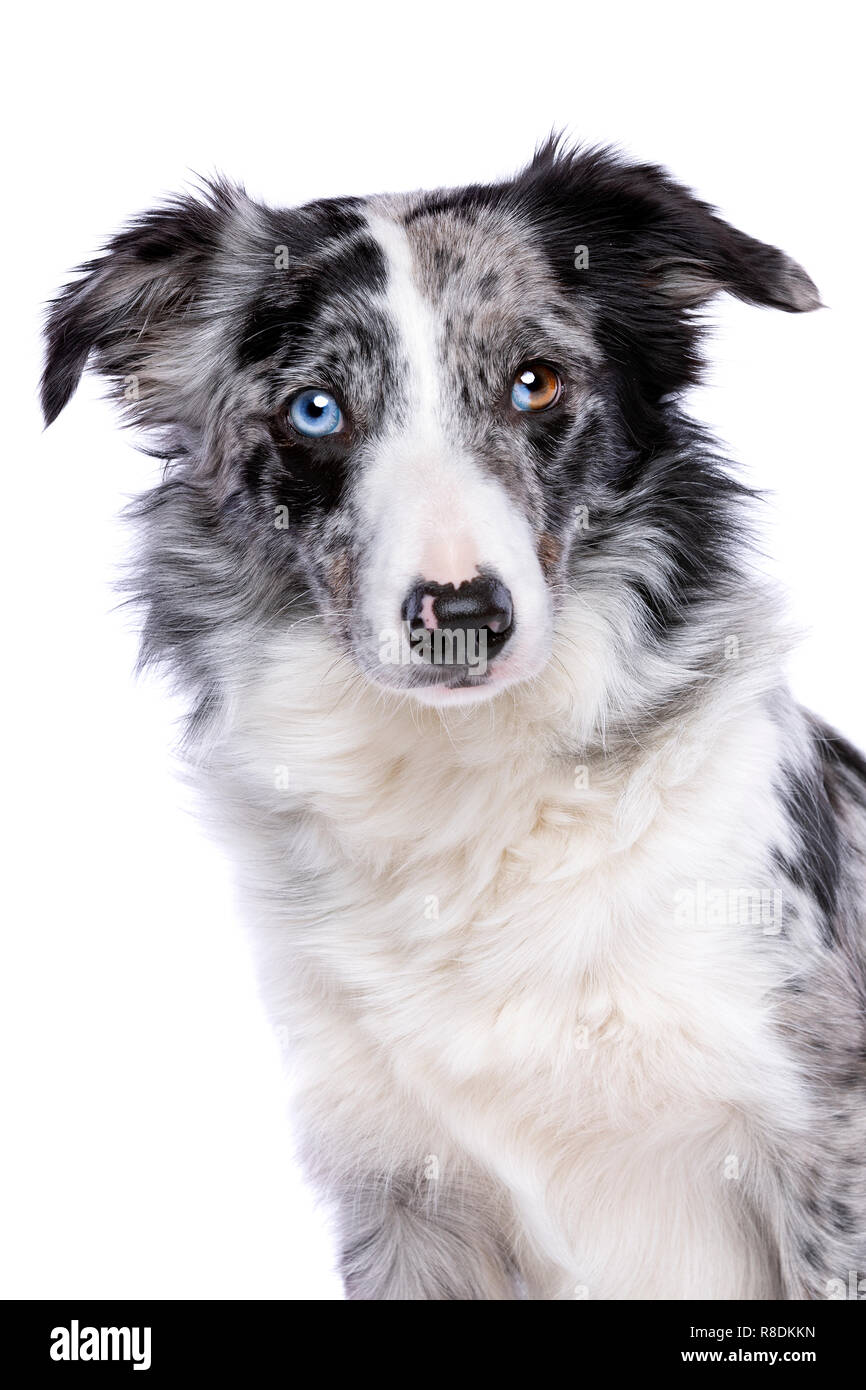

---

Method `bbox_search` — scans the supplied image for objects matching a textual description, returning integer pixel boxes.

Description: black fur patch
[238,302,296,367]
[774,765,842,947]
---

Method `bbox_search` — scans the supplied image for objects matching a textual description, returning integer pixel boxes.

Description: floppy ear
[520,140,821,316]
[41,181,243,429]
[515,141,821,427]
[623,162,822,314]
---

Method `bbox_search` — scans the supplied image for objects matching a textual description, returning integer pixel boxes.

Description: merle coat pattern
[43,142,866,1299]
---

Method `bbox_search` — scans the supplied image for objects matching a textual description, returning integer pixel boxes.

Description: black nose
[402,575,514,663]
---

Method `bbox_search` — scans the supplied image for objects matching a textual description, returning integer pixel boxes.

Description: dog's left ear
[625,163,821,314]
[515,142,820,421]
[518,141,821,315]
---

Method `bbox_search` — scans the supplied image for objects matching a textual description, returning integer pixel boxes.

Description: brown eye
[511,361,562,412]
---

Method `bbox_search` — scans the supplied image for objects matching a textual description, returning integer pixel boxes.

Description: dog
[42,140,866,1299]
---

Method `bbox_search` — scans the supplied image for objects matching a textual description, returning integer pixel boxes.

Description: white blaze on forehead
[358,209,553,688]
[361,210,482,584]
[364,211,441,427]
[361,205,478,553]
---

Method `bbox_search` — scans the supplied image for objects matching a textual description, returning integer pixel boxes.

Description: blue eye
[510,362,561,412]
[288,388,343,437]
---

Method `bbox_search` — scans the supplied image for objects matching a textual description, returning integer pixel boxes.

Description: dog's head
[43,142,819,709]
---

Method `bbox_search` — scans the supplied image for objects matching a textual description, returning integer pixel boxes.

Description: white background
[2,0,863,1299]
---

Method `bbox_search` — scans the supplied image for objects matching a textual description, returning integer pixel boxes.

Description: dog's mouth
[410,661,500,703]
[357,616,539,706]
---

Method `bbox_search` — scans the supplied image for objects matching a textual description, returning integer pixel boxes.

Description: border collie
[42,141,866,1300]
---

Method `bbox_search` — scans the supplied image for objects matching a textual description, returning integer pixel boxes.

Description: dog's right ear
[41,182,242,429]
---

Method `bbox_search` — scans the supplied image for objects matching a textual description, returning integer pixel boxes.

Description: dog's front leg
[334,1172,520,1300]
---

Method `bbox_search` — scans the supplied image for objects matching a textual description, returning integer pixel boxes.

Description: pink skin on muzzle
[416,533,479,629]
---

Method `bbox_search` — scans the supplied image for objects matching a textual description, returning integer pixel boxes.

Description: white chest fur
[216,626,804,1298]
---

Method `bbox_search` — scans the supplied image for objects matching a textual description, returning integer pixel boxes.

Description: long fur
[43,141,866,1299]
